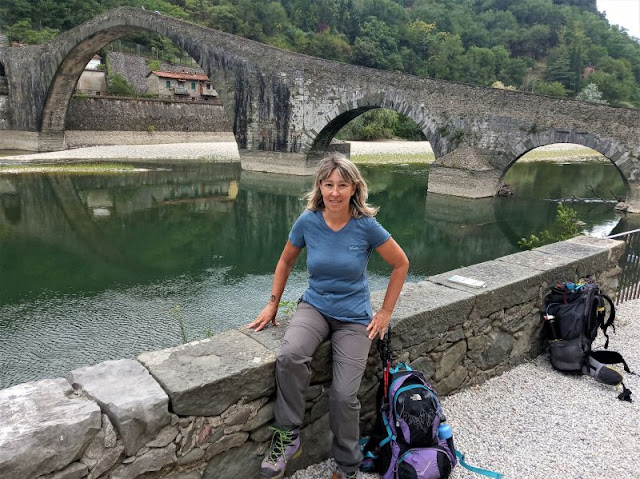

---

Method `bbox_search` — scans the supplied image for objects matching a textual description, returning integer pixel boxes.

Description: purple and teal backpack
[362,363,457,479]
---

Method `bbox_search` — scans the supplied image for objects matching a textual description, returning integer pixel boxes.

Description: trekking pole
[379,327,392,401]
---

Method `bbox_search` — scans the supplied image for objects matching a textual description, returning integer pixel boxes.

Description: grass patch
[351,153,435,165]
[0,162,140,174]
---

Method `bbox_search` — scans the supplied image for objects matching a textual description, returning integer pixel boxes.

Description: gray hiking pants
[274,301,372,472]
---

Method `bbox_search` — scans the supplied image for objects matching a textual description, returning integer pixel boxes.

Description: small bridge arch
[307,94,438,157]
[502,127,635,193]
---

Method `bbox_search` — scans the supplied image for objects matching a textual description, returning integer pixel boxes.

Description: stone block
[45,462,89,479]
[387,281,475,348]
[0,378,101,479]
[109,443,176,479]
[428,259,545,317]
[138,330,276,416]
[239,316,290,353]
[203,432,249,461]
[434,340,467,382]
[202,440,263,479]
[497,249,578,285]
[67,359,171,456]
[243,402,275,432]
[468,330,515,370]
[535,237,622,279]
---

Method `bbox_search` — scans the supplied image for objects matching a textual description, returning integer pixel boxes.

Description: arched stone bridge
[1,7,640,209]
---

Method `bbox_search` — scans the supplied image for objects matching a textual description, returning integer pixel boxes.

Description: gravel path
[293,299,640,479]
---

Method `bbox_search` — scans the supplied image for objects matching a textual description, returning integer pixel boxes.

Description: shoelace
[266,426,295,464]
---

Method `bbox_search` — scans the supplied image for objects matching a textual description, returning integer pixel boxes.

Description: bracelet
[269,294,277,304]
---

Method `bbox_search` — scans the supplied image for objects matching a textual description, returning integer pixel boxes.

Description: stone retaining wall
[65,97,232,133]
[0,236,625,479]
[65,131,236,148]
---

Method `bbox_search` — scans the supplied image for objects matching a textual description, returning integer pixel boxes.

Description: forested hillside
[2,0,639,108]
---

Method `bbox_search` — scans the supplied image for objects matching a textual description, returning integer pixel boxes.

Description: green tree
[575,83,608,104]
[352,19,399,70]
[108,73,137,97]
[426,33,465,81]
[304,30,352,63]
[535,80,567,97]
[5,19,58,44]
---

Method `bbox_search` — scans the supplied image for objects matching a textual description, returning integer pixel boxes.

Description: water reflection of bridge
[0,164,314,303]
[0,164,239,274]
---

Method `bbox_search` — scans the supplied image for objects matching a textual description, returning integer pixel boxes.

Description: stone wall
[65,97,232,133]
[0,236,625,479]
[0,94,8,130]
[65,131,236,148]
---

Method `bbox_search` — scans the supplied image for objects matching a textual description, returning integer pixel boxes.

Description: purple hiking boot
[259,426,301,479]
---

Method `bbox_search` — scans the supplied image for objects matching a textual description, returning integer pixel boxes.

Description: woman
[247,153,409,479]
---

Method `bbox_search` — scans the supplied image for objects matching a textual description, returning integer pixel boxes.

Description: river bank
[0,141,606,173]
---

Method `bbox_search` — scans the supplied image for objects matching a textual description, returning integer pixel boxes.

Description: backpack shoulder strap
[598,294,616,349]
[455,450,503,478]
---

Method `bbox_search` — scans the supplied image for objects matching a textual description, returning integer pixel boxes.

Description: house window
[191,82,196,90]
[166,80,171,88]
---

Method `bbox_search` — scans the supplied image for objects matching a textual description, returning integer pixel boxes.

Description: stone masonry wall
[65,97,232,132]
[0,236,625,479]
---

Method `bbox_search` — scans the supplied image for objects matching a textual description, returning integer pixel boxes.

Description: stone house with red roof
[146,70,218,100]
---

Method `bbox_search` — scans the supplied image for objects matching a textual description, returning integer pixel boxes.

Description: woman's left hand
[367,308,392,340]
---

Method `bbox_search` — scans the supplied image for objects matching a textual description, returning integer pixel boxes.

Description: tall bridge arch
[1,7,640,210]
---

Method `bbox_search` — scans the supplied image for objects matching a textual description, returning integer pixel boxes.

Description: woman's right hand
[247,303,279,331]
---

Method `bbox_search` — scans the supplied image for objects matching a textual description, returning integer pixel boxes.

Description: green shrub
[108,73,136,97]
[518,203,584,250]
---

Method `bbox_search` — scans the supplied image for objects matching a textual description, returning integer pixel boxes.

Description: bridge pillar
[239,143,351,176]
[620,181,640,214]
[38,131,66,152]
[427,146,502,198]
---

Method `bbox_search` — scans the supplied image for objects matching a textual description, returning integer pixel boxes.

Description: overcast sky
[597,0,640,39]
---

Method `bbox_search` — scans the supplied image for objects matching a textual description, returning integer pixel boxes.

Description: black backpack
[543,280,634,401]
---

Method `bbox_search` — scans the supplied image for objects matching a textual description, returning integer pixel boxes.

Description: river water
[0,158,632,388]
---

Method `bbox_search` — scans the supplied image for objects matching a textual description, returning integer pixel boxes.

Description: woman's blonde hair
[305,152,379,218]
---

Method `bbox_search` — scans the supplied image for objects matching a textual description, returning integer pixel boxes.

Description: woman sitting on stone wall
[247,153,409,479]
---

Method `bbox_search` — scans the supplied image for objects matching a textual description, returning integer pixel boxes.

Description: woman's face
[320,169,356,215]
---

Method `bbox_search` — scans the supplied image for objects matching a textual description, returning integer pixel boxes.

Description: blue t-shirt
[288,209,391,324]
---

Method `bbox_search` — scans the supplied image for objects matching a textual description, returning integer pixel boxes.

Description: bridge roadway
[1,7,640,209]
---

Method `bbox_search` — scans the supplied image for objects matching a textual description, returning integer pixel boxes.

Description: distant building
[76,54,107,95]
[146,71,218,100]
[581,65,596,79]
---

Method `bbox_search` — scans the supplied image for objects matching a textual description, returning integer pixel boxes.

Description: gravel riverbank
[293,298,640,479]
[0,140,599,164]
